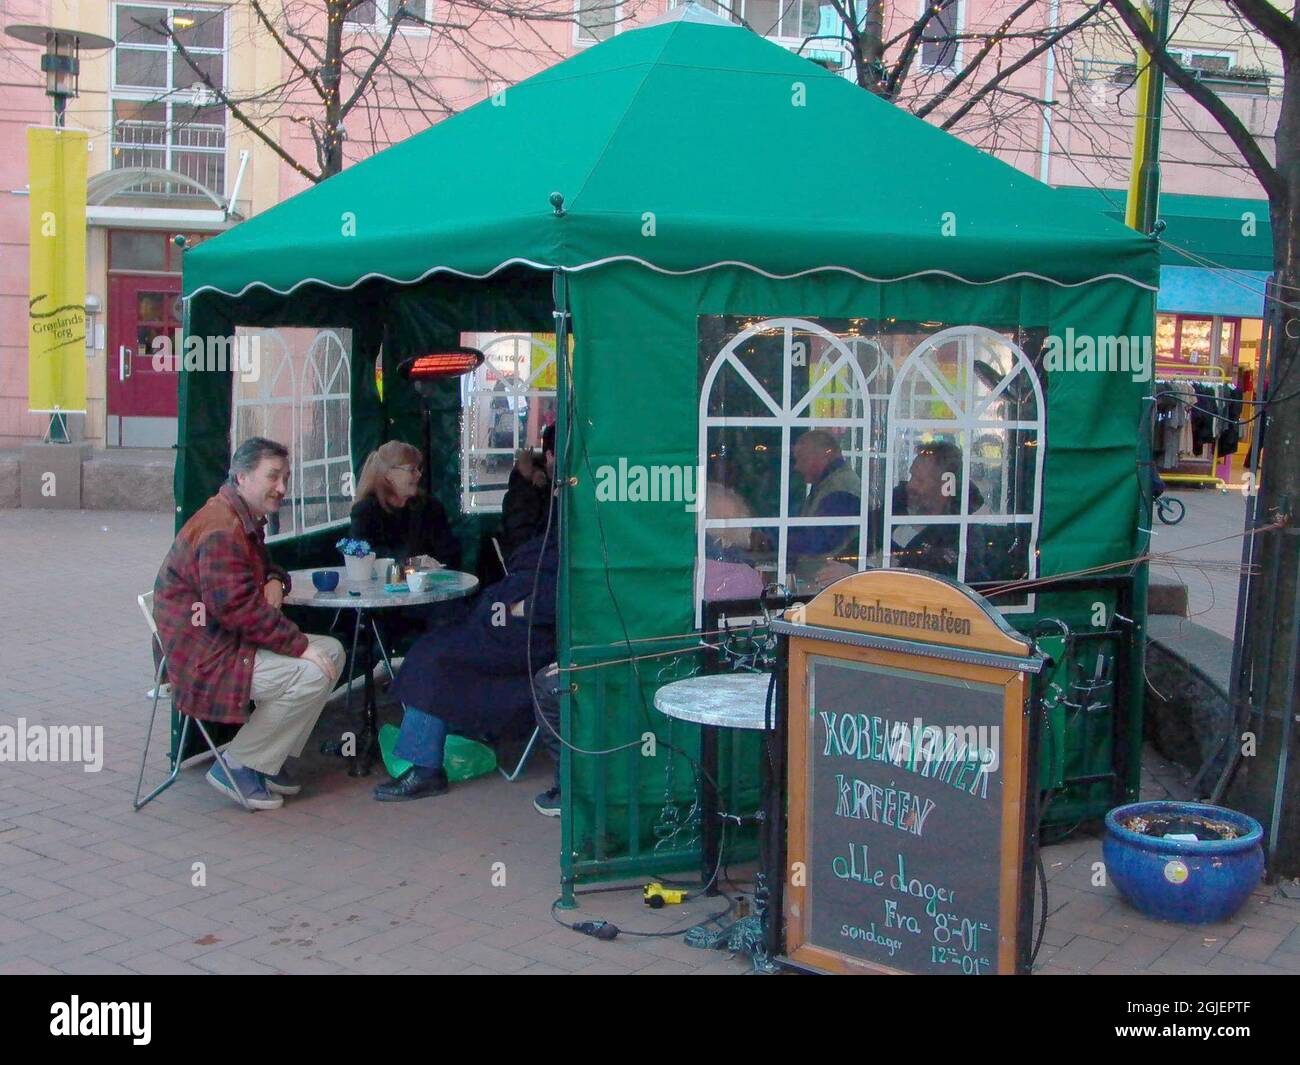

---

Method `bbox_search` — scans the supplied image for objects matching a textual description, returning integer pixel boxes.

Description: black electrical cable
[1030,846,1049,968]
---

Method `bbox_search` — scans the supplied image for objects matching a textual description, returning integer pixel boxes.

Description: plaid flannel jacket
[154,484,307,724]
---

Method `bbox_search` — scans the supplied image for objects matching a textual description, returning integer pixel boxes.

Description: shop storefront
[1059,187,1272,483]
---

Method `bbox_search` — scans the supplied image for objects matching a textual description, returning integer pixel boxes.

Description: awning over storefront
[1056,186,1273,318]
[1156,264,1270,317]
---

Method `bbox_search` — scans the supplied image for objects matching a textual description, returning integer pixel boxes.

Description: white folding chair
[133,591,252,811]
[498,727,541,781]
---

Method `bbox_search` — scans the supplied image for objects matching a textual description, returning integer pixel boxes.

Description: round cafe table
[654,673,775,892]
[285,566,478,776]
[654,671,779,971]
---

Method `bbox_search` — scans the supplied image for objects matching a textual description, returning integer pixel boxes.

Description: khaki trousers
[226,634,346,775]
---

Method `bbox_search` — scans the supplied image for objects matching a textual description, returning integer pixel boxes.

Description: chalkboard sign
[771,569,1044,976]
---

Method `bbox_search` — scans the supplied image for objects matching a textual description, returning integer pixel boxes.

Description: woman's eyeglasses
[393,464,422,476]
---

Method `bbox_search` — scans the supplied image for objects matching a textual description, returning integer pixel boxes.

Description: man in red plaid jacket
[154,437,345,810]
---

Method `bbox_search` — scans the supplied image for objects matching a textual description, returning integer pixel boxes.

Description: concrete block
[82,451,174,512]
[0,451,18,508]
[1148,572,1189,616]
[20,442,90,509]
[1144,617,1234,781]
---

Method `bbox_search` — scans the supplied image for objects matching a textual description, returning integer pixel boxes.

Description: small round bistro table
[654,671,779,971]
[285,567,478,776]
[654,672,775,890]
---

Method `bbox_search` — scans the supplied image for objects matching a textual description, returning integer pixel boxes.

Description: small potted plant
[337,537,376,581]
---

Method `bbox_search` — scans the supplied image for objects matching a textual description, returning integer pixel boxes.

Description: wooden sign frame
[765,569,1046,976]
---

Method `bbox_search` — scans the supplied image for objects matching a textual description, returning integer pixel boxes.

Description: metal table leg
[699,723,721,895]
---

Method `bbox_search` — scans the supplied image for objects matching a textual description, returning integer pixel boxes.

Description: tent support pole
[553,268,577,910]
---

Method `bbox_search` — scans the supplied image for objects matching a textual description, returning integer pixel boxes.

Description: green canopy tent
[178,4,1159,889]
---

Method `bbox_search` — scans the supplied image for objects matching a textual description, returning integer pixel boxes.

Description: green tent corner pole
[553,268,577,910]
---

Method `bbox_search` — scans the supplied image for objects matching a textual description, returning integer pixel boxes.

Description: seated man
[890,440,984,578]
[788,429,863,579]
[154,437,345,810]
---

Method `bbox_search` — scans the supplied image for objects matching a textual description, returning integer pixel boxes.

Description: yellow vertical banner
[28,127,88,413]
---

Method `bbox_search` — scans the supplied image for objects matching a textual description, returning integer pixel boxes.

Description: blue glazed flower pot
[1103,801,1264,924]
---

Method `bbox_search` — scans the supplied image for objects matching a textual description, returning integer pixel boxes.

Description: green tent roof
[184,5,1158,300]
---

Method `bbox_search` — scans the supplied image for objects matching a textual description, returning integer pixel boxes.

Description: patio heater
[397,347,485,494]
[5,22,115,444]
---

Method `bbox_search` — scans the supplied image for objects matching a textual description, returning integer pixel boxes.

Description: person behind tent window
[891,439,986,579]
[349,441,461,570]
[784,429,863,585]
[499,423,555,559]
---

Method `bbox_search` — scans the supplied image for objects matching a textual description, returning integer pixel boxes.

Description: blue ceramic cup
[311,570,340,592]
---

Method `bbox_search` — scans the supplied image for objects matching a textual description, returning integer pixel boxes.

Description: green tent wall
[175,6,1159,886]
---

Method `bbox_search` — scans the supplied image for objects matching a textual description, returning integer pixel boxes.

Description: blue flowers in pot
[1103,800,1264,924]
[336,537,375,581]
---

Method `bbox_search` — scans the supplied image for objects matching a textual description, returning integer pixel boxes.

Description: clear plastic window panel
[231,327,352,541]
[460,332,559,514]
[697,317,1044,621]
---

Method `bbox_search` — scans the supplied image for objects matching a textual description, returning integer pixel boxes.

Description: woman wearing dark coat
[375,527,558,800]
[349,441,462,649]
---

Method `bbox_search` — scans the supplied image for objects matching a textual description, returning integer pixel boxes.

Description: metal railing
[111,117,226,196]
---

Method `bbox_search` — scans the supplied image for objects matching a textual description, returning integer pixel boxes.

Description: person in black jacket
[348,440,461,569]
[375,525,558,801]
[499,423,555,558]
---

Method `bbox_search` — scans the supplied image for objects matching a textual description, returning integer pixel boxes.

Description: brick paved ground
[2,492,1298,975]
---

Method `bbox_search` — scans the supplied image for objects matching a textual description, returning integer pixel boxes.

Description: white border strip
[186,253,1158,301]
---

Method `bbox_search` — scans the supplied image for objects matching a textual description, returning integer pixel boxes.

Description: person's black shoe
[533,786,561,817]
[373,767,448,802]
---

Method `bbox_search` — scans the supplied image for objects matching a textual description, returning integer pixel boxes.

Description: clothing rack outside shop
[1153,361,1243,489]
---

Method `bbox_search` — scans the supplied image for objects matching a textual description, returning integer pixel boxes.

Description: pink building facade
[0,0,1280,454]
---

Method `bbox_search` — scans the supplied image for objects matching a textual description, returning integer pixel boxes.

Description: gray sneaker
[262,765,302,796]
[206,763,283,811]
[533,786,561,817]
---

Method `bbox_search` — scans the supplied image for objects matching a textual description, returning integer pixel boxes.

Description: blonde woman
[349,441,460,569]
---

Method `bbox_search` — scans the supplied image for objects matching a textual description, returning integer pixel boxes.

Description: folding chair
[498,726,541,781]
[133,591,253,811]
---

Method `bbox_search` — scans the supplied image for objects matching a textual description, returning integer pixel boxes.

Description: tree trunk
[321,0,346,178]
[859,0,886,96]
[1238,48,1300,875]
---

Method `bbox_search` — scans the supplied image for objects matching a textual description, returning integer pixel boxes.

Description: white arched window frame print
[696,318,874,625]
[460,333,557,513]
[883,325,1045,603]
[231,327,353,541]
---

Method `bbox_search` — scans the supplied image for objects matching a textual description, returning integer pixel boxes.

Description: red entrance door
[107,275,183,446]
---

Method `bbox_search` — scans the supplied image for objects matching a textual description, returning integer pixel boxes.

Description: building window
[696,317,1043,620]
[112,4,227,197]
[919,0,960,71]
[232,328,353,541]
[1169,48,1235,73]
[575,0,620,43]
[345,0,433,27]
[459,333,558,513]
[676,0,821,42]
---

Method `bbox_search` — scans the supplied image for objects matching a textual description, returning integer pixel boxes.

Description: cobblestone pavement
[3,502,1299,975]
